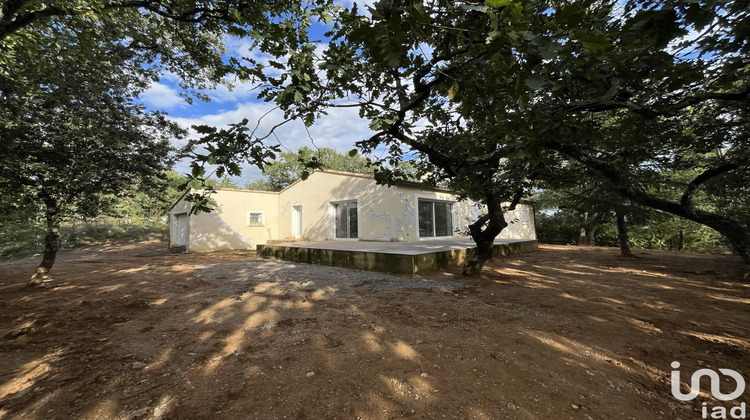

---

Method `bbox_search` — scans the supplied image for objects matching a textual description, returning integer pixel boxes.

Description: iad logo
[671,361,746,419]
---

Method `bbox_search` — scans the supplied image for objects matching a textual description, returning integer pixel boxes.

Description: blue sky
[139,5,376,186]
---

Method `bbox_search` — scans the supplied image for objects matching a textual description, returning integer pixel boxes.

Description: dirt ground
[0,241,748,420]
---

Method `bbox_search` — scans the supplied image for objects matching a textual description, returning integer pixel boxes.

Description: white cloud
[139,81,186,110]
[168,101,377,185]
[204,78,258,104]
[210,38,332,105]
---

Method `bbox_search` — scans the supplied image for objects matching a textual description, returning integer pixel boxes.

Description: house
[169,170,536,252]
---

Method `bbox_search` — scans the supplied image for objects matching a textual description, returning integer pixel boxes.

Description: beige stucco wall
[465,201,537,240]
[276,172,473,242]
[497,203,537,240]
[278,171,403,241]
[399,187,473,241]
[169,189,280,251]
[169,172,537,252]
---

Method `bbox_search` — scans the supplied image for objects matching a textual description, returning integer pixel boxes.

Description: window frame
[246,210,265,227]
[416,198,454,239]
[331,200,359,240]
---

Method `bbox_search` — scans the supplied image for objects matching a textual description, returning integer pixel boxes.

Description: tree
[535,159,661,256]
[254,0,549,275]
[303,0,749,266]
[494,1,750,264]
[188,0,551,275]
[0,0,324,94]
[190,0,749,270]
[535,188,609,246]
[0,21,179,286]
[614,208,633,257]
[536,185,652,256]
[244,146,372,191]
[244,178,275,191]
[113,170,239,224]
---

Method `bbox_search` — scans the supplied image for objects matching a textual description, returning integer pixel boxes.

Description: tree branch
[553,84,750,119]
[680,158,747,210]
[542,138,747,225]
[507,188,524,211]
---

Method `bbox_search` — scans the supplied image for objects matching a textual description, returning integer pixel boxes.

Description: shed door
[175,213,189,246]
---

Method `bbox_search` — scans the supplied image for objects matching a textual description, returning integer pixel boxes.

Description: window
[246,211,264,227]
[333,201,358,239]
[418,199,453,238]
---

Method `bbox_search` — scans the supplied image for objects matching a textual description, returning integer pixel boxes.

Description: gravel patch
[193,258,469,294]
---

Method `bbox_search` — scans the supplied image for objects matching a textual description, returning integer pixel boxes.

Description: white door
[291,206,302,239]
[175,213,188,246]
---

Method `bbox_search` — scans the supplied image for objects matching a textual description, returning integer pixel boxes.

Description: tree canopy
[238,0,750,268]
[0,21,179,285]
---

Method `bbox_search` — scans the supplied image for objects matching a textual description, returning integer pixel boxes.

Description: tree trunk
[462,194,512,276]
[28,195,60,287]
[462,234,497,277]
[616,210,633,257]
[578,227,588,245]
[587,225,597,246]
[578,225,598,246]
[697,217,750,266]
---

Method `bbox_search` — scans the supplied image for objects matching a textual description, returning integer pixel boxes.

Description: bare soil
[0,241,748,420]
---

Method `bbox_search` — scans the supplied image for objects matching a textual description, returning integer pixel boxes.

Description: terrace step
[267,239,309,244]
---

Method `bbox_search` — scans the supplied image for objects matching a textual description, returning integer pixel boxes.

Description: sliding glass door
[418,200,453,238]
[334,201,358,239]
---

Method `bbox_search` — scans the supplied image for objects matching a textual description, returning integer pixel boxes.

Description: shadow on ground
[0,241,747,419]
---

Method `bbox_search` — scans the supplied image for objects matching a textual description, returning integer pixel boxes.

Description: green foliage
[151,0,748,265]
[0,169,196,259]
[244,178,275,191]
[0,25,178,226]
[0,0,327,99]
[535,210,582,245]
[0,1,208,271]
[270,0,748,263]
[181,119,282,213]
[242,146,373,191]
[538,210,730,254]
[0,0,334,239]
[0,217,167,260]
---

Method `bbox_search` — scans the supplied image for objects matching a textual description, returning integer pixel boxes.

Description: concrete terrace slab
[261,238,533,255]
[256,239,538,274]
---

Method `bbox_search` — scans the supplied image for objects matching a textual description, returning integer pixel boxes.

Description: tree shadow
[0,241,747,418]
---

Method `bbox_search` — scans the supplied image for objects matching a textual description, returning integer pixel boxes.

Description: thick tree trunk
[578,225,598,246]
[578,228,588,245]
[462,233,497,277]
[28,196,60,287]
[462,193,516,276]
[588,226,597,246]
[698,217,750,266]
[616,210,633,257]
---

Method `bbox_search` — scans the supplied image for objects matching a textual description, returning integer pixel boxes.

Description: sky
[138,3,376,187]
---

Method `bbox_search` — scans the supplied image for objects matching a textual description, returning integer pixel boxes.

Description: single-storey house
[169,170,536,252]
